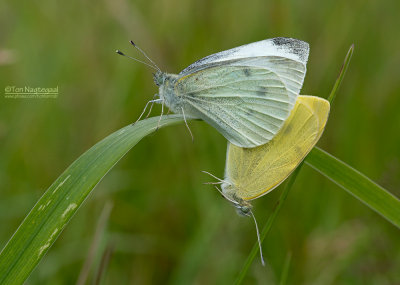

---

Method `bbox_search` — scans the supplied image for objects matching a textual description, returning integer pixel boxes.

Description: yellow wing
[224,95,330,200]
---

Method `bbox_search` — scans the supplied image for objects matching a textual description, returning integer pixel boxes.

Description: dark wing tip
[272,37,310,62]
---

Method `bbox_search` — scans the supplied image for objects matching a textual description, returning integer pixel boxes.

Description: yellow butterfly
[204,95,330,264]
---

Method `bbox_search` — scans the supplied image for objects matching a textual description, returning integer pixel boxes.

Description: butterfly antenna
[181,107,194,143]
[249,210,265,266]
[130,40,161,72]
[115,50,158,71]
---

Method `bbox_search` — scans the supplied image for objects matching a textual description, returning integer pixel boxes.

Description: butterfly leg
[156,101,164,130]
[201,170,223,181]
[201,171,230,185]
[203,181,224,185]
[181,107,194,142]
[145,94,159,119]
[133,98,163,125]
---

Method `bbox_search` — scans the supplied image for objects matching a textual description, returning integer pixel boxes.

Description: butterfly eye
[153,71,165,86]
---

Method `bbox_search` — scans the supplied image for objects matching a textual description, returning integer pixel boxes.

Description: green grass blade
[0,115,184,284]
[328,44,354,104]
[279,252,292,285]
[235,165,303,284]
[306,147,400,228]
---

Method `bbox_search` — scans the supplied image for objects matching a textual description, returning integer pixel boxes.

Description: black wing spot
[243,68,251,77]
[283,124,292,134]
[245,109,255,116]
[256,86,267,96]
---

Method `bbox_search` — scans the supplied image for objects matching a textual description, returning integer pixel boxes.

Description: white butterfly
[127,38,309,148]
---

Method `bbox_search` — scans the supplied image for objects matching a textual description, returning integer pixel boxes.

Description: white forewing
[163,37,310,148]
[180,38,309,75]
[179,38,309,108]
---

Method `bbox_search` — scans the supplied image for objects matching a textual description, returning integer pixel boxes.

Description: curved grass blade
[0,115,184,284]
[306,147,400,228]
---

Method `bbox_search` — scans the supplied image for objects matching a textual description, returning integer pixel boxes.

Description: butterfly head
[221,182,253,216]
[153,71,167,86]
[234,200,253,217]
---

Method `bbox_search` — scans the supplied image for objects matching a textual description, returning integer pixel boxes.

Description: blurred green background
[1,0,399,283]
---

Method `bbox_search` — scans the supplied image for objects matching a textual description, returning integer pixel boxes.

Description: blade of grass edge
[306,147,400,228]
[0,115,184,285]
[328,44,354,104]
